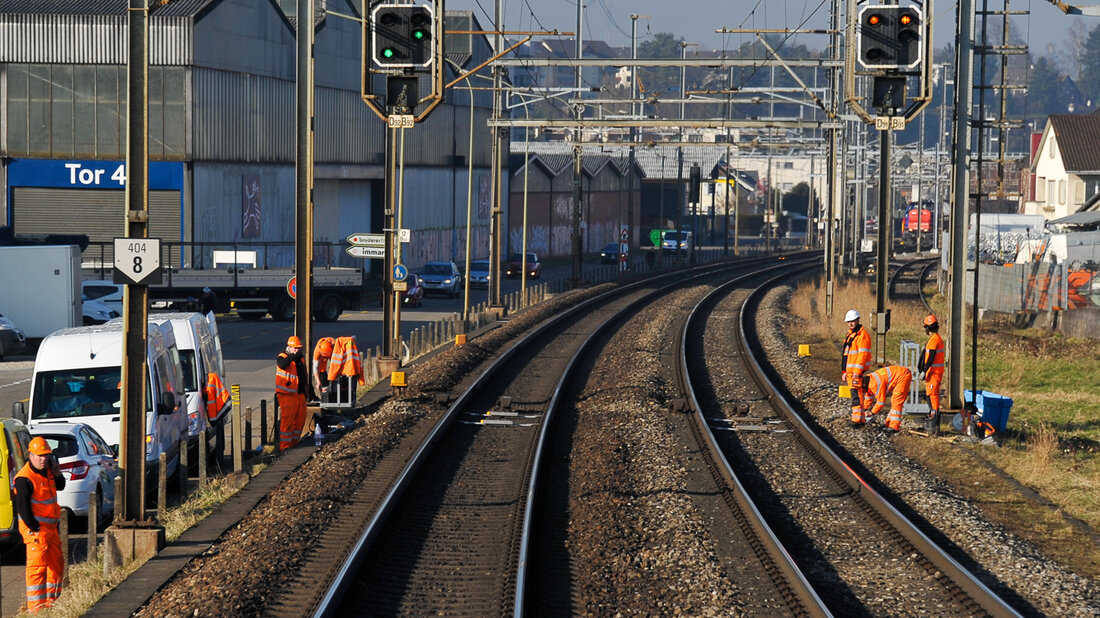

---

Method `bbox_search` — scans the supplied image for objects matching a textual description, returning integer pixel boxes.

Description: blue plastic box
[964,389,1013,432]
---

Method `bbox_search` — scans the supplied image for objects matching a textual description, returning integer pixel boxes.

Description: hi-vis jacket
[842,325,872,378]
[327,336,365,386]
[862,365,912,415]
[14,464,62,537]
[204,372,231,419]
[276,352,303,395]
[919,332,945,377]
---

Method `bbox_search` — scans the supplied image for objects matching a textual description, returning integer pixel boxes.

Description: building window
[1048,179,1056,205]
[1076,180,1086,204]
[1037,177,1046,201]
[1059,180,1066,205]
[1050,140,1057,158]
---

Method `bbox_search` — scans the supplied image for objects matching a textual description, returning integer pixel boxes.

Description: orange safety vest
[14,464,61,537]
[843,326,872,378]
[204,372,230,419]
[922,332,945,376]
[275,353,300,395]
[327,336,365,385]
[863,365,912,414]
[313,337,335,375]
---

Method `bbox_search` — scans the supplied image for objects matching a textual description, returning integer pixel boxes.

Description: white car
[30,422,118,523]
[81,281,125,315]
[83,296,120,325]
[0,313,27,360]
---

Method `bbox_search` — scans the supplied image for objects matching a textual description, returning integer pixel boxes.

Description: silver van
[27,322,188,482]
[148,312,230,461]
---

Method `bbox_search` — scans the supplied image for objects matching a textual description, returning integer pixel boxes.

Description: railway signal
[857,4,923,71]
[371,3,434,68]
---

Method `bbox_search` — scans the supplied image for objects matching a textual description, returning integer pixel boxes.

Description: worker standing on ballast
[842,309,873,426]
[275,336,308,451]
[861,365,913,433]
[918,314,945,433]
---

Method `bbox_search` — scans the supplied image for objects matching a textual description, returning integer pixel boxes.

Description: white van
[27,322,188,482]
[148,312,230,460]
[661,230,693,252]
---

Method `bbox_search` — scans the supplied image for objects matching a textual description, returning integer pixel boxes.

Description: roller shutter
[12,187,181,260]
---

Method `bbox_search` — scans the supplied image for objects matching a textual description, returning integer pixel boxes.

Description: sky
[446,0,1089,70]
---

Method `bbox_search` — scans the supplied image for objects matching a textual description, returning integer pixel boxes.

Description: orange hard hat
[287,335,303,348]
[923,314,938,326]
[29,437,52,455]
[317,339,333,356]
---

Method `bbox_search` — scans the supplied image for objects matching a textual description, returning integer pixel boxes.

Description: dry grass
[789,273,1100,577]
[20,466,264,617]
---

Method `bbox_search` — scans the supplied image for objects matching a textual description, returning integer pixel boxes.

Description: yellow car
[0,417,33,543]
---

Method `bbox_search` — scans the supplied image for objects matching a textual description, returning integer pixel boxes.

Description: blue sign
[7,159,185,190]
[393,264,408,282]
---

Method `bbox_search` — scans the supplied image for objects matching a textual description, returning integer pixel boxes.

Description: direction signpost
[346,245,386,259]
[346,233,386,259]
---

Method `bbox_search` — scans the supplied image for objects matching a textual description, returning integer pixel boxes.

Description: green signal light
[381,47,396,59]
[412,28,427,40]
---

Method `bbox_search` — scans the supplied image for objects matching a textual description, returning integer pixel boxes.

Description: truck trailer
[0,245,81,341]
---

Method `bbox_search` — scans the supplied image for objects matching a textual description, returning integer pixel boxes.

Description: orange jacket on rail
[327,336,365,386]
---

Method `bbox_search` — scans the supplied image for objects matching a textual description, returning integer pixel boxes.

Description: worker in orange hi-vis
[311,337,335,402]
[14,437,66,613]
[917,314,946,433]
[861,365,913,433]
[275,335,308,451]
[841,309,873,426]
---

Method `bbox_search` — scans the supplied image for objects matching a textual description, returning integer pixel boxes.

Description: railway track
[271,254,815,616]
[679,267,1020,616]
[888,257,938,312]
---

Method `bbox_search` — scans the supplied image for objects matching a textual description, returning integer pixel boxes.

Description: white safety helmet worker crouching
[844,309,860,322]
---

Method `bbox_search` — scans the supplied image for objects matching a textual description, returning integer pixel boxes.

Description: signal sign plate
[113,237,162,285]
[346,245,385,259]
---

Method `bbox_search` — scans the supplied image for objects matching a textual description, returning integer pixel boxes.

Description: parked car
[402,273,425,307]
[0,313,27,360]
[0,418,31,543]
[83,295,120,325]
[82,281,125,314]
[600,243,626,264]
[506,253,541,279]
[30,422,118,523]
[468,259,491,288]
[419,262,463,297]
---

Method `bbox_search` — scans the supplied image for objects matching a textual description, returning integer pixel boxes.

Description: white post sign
[113,238,162,285]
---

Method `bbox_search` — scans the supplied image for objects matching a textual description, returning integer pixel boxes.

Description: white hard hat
[203,287,212,293]
[844,309,860,322]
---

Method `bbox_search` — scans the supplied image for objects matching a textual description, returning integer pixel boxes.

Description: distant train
[902,203,934,234]
[897,202,935,252]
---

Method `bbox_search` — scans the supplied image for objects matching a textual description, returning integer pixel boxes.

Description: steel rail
[676,257,832,618]
[736,269,1023,617]
[311,254,796,616]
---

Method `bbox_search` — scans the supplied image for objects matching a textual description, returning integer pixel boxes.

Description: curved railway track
[280,254,819,616]
[887,257,938,312]
[678,267,1020,616]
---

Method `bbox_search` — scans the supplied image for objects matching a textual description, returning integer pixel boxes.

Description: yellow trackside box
[839,385,852,398]
[390,371,407,388]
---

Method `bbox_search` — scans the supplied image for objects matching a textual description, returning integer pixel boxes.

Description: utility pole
[949,0,975,409]
[489,0,505,310]
[295,0,314,361]
[569,0,585,283]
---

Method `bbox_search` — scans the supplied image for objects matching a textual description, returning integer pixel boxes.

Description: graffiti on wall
[242,175,261,238]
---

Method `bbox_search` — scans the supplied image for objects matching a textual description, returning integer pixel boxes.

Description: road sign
[393,281,407,291]
[287,276,297,299]
[346,233,385,247]
[399,228,411,243]
[620,225,629,242]
[393,264,408,282]
[113,237,162,285]
[346,245,385,259]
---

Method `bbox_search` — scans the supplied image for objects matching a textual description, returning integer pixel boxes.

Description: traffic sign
[113,237,162,285]
[346,245,385,259]
[393,264,408,282]
[346,233,385,247]
[287,276,297,299]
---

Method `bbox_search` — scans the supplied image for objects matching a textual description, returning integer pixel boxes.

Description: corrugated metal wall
[0,14,193,66]
[192,67,294,162]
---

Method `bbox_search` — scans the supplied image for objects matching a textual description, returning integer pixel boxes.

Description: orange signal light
[867,14,882,26]
[900,14,914,26]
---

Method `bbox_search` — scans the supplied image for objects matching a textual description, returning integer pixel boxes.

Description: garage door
[12,187,181,266]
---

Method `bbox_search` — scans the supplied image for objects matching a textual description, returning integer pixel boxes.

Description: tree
[1078,25,1100,106]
